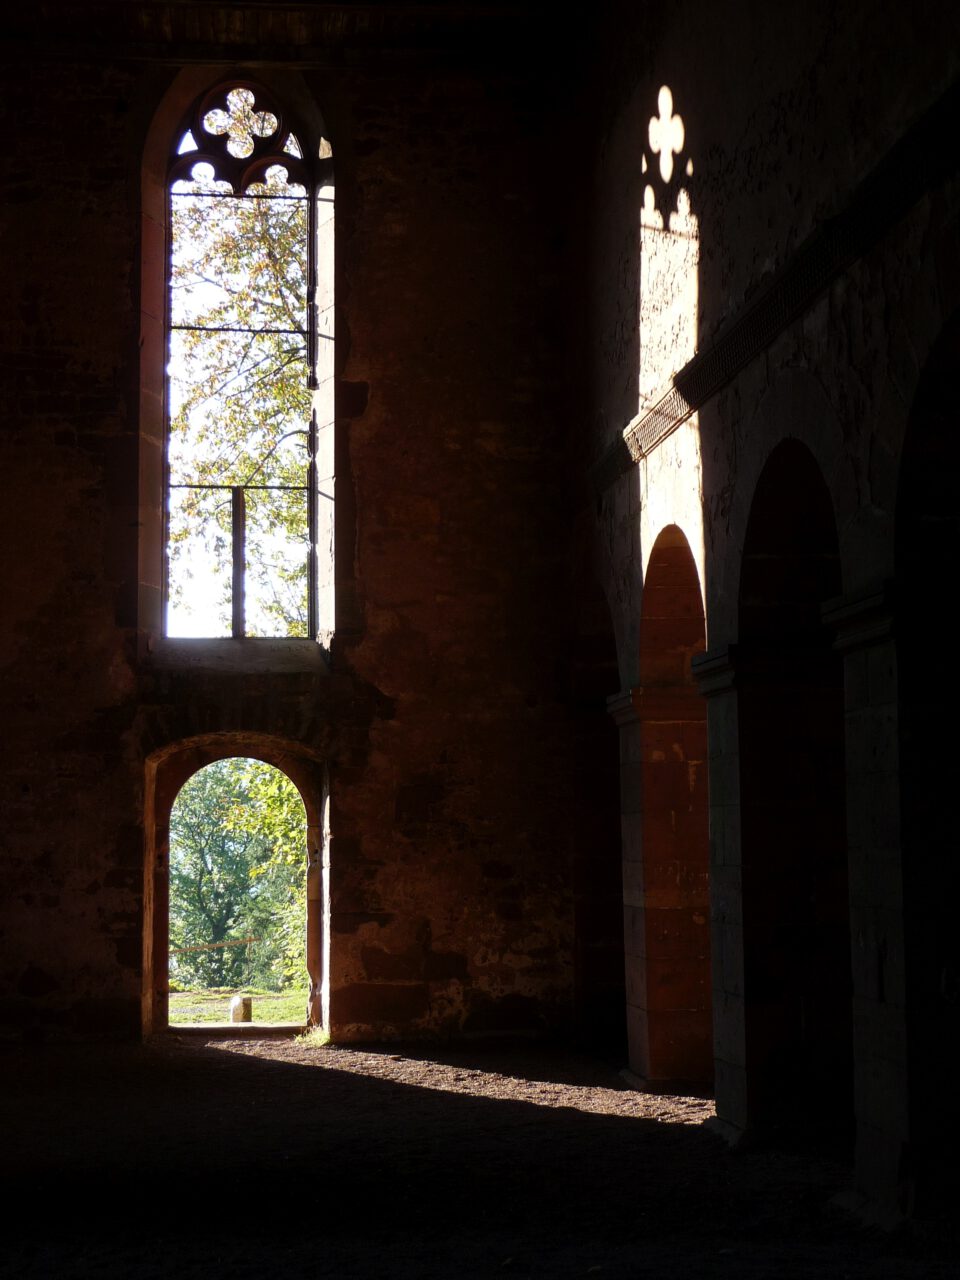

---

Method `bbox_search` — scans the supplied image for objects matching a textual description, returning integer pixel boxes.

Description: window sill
[144,637,330,675]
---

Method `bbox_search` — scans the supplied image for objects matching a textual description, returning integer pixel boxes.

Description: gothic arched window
[165,83,334,640]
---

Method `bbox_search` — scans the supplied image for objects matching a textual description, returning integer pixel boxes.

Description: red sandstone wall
[0,13,585,1040]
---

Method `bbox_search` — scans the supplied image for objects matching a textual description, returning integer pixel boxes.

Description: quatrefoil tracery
[640,85,694,219]
[169,83,313,194]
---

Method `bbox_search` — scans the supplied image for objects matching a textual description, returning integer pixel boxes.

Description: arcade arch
[737,440,853,1151]
[625,524,711,1085]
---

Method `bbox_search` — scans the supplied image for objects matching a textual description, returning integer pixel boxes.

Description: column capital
[691,645,738,697]
[606,688,640,726]
[822,582,895,653]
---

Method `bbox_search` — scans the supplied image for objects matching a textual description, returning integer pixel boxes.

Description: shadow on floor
[0,1038,953,1279]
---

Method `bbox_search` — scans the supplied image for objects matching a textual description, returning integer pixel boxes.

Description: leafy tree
[169,757,307,991]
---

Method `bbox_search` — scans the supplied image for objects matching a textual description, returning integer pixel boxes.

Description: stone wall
[0,7,594,1043]
[583,0,960,1215]
[2,0,959,1220]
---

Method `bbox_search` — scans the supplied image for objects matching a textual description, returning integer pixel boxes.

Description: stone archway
[143,734,327,1035]
[737,440,852,1151]
[624,524,711,1086]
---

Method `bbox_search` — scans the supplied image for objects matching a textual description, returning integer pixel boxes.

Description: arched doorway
[896,314,960,1201]
[167,758,308,1025]
[629,525,711,1085]
[737,440,852,1151]
[143,738,326,1034]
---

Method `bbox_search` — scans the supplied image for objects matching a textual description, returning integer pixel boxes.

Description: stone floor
[0,1035,955,1278]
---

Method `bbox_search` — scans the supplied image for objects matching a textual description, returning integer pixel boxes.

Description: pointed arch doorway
[737,440,853,1151]
[626,524,712,1086]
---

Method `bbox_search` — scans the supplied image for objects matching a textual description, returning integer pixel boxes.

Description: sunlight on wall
[637,86,705,604]
[638,86,698,414]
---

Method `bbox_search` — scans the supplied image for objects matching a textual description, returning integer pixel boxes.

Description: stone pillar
[305,827,324,1027]
[824,586,910,1216]
[692,647,747,1139]
[609,684,711,1086]
[608,690,646,1074]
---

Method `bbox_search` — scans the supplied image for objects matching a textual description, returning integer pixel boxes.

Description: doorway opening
[737,440,853,1154]
[142,739,326,1035]
[632,525,711,1086]
[168,758,309,1026]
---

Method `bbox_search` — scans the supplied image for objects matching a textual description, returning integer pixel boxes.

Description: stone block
[713,1058,749,1135]
[645,1007,714,1083]
[331,982,430,1028]
[866,641,898,707]
[621,855,645,908]
[620,810,643,861]
[623,903,646,955]
[643,956,711,1011]
[716,921,745,998]
[711,988,746,1065]
[843,649,868,713]
[624,953,648,1007]
[626,1003,652,1078]
[644,906,710,960]
[229,995,252,1022]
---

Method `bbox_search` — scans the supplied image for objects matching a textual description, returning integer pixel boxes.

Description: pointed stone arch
[624,523,711,1086]
[737,439,852,1151]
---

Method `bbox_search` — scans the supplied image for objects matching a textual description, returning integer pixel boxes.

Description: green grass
[169,987,310,1025]
[295,1025,330,1048]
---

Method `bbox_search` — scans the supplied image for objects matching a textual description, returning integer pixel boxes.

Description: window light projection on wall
[165,85,335,641]
[639,86,698,416]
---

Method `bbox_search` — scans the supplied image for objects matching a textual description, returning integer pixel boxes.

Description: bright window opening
[165,84,334,640]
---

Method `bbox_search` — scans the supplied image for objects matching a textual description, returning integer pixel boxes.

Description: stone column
[609,684,711,1086]
[692,647,747,1140]
[608,689,646,1075]
[824,585,910,1216]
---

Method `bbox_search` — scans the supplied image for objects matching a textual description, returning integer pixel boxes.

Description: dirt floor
[0,1034,956,1279]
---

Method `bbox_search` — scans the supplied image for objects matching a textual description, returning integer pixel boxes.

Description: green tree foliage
[169,757,307,991]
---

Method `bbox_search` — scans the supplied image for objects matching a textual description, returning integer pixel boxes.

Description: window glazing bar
[231,486,246,639]
[307,167,320,642]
